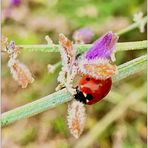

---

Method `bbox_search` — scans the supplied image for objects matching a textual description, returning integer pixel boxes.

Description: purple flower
[10,0,21,7]
[9,41,15,49]
[73,28,94,44]
[85,31,119,60]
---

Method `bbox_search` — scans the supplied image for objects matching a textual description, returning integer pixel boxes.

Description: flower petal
[85,31,119,60]
[10,0,21,7]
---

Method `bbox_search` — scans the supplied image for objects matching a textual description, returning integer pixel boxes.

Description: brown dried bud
[8,58,34,88]
[67,99,86,138]
[59,33,76,70]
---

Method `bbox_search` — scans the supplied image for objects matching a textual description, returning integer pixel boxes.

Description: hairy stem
[116,16,147,35]
[19,40,147,53]
[1,55,146,127]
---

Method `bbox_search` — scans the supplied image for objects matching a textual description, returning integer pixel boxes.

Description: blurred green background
[2,0,147,148]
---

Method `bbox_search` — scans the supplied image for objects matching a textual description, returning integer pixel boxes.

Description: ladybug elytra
[74,75,112,105]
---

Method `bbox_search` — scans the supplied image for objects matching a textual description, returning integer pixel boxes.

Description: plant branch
[112,55,147,82]
[19,40,147,53]
[116,16,147,35]
[1,55,147,127]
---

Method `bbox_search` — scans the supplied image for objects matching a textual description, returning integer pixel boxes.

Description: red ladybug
[74,75,112,105]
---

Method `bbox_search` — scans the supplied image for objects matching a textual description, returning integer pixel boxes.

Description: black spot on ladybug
[86,77,90,81]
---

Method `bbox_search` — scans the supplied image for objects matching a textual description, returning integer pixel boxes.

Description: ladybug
[74,75,112,105]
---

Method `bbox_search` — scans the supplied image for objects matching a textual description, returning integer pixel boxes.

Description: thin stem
[1,55,146,127]
[113,55,147,82]
[116,16,147,35]
[18,40,147,53]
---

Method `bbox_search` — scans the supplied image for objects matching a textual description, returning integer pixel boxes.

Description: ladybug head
[74,86,93,104]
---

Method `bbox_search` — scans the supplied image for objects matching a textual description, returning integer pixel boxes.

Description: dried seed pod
[78,58,117,80]
[67,99,86,138]
[59,33,76,71]
[56,34,77,94]
[8,58,34,88]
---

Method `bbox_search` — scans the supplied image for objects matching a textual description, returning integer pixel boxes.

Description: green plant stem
[19,40,147,53]
[112,55,147,82]
[116,16,147,35]
[1,55,147,127]
[74,83,146,148]
[1,88,72,126]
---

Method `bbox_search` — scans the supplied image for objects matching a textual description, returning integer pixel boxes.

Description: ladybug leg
[56,65,77,95]
[55,83,65,91]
